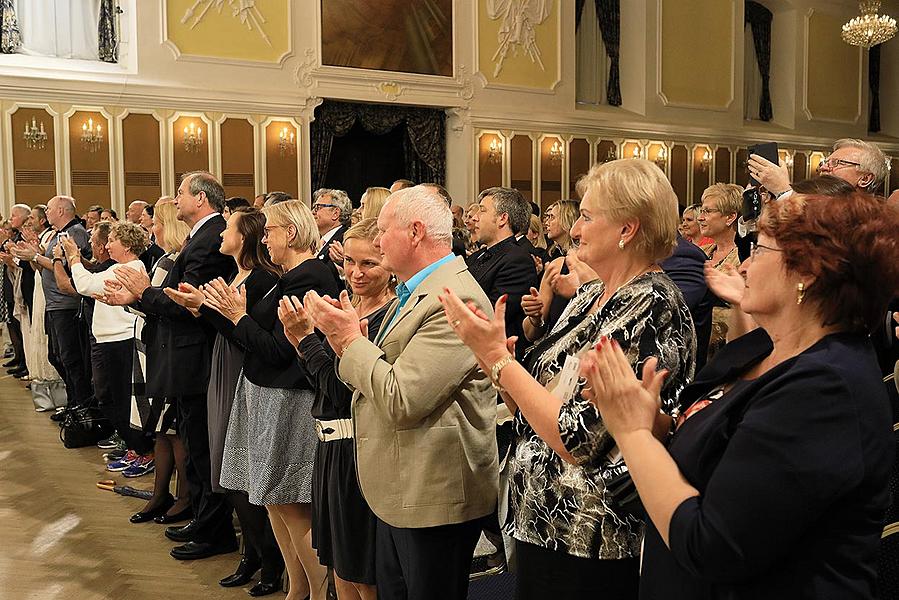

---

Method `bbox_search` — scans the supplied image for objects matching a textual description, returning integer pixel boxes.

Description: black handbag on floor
[59,403,112,449]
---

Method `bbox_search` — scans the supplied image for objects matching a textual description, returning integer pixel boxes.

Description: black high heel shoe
[153,505,194,524]
[129,494,174,524]
[219,557,261,588]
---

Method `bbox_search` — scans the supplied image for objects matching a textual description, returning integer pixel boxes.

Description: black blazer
[466,235,537,355]
[139,214,236,397]
[140,243,166,274]
[230,258,338,389]
[199,268,279,341]
[660,235,714,370]
[516,235,550,282]
[641,328,892,599]
[316,224,347,286]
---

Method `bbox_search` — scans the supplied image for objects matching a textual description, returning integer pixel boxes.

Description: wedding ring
[452,319,461,328]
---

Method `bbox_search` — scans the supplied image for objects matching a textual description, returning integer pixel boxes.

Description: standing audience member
[679,204,713,246]
[544,200,579,260]
[359,187,390,221]
[582,190,899,598]
[106,172,238,560]
[2,204,32,377]
[305,186,499,600]
[101,208,118,222]
[697,183,743,359]
[439,159,695,600]
[312,188,352,285]
[126,200,149,224]
[85,205,104,229]
[165,207,285,594]
[209,200,336,600]
[279,218,394,600]
[389,179,415,193]
[222,197,251,220]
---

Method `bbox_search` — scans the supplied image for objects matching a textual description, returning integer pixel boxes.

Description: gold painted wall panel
[69,111,110,211]
[510,135,534,205]
[265,122,298,199]
[122,114,162,202]
[478,0,559,89]
[220,118,255,200]
[12,108,56,205]
[539,136,562,206]
[660,0,733,108]
[805,11,860,123]
[568,139,590,198]
[165,0,290,63]
[477,133,503,192]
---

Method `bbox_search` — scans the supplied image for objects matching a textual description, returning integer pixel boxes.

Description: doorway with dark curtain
[310,100,447,206]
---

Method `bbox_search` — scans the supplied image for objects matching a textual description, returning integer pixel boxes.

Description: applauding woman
[278,218,393,600]
[582,190,899,598]
[206,200,337,600]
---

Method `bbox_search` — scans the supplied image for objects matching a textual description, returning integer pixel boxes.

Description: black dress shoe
[170,540,239,561]
[165,519,199,542]
[154,506,193,524]
[129,494,174,524]
[219,558,261,587]
[248,580,283,597]
[10,368,28,378]
[50,409,69,423]
[3,358,20,368]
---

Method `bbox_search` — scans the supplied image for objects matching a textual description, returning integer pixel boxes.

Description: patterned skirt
[219,375,317,506]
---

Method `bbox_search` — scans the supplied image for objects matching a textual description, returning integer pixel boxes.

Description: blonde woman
[545,199,579,259]
[359,186,390,221]
[206,200,336,600]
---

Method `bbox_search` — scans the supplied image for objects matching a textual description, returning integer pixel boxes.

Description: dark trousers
[176,393,236,546]
[91,339,152,454]
[47,309,92,408]
[515,540,639,600]
[375,517,481,600]
[6,315,25,368]
[227,490,284,581]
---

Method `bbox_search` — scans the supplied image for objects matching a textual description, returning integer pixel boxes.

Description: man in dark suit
[312,188,351,284]
[112,171,237,560]
[660,235,714,370]
[466,186,536,355]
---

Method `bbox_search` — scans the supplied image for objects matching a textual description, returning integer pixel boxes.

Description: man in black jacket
[466,187,536,354]
[312,188,351,286]
[111,171,238,560]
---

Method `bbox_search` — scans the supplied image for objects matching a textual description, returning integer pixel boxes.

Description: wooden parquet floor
[0,372,265,600]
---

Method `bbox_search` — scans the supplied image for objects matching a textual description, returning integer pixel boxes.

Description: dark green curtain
[745,1,773,121]
[0,0,22,54]
[310,101,446,192]
[98,0,118,63]
[868,44,880,133]
[575,0,621,106]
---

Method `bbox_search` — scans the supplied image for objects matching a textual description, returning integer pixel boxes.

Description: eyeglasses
[750,242,782,258]
[311,203,338,212]
[818,156,861,171]
[262,225,284,236]
[698,208,721,215]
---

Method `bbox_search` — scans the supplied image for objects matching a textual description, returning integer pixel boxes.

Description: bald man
[126,200,148,224]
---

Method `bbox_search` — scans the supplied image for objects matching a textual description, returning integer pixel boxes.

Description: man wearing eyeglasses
[748,138,888,199]
[311,188,352,284]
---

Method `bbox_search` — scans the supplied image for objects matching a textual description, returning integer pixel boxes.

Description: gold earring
[796,282,805,305]
[618,239,625,250]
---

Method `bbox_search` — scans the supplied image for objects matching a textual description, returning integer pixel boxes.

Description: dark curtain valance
[98,0,118,63]
[310,101,446,193]
[745,1,773,121]
[0,0,22,54]
[868,44,880,133]
[575,0,622,106]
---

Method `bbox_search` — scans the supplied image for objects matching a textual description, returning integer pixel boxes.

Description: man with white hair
[304,185,499,600]
[13,195,92,413]
[749,138,889,197]
[125,199,148,224]
[312,188,352,284]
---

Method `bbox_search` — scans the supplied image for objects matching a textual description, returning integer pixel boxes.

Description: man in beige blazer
[305,186,498,600]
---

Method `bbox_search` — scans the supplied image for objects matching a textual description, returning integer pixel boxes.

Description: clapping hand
[328,240,345,264]
[303,290,366,356]
[201,278,247,325]
[521,286,547,321]
[704,261,745,306]
[60,236,80,263]
[277,295,315,349]
[438,287,514,373]
[163,282,205,310]
[96,278,138,306]
[115,265,151,298]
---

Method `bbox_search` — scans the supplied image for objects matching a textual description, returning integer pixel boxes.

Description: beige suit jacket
[338,256,499,529]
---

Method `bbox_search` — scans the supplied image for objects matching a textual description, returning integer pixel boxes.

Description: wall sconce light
[783,153,794,170]
[603,147,618,163]
[549,140,564,165]
[487,138,503,164]
[80,117,103,153]
[279,127,296,157]
[23,116,48,150]
[654,147,668,170]
[699,149,712,173]
[183,122,203,154]
[631,146,643,159]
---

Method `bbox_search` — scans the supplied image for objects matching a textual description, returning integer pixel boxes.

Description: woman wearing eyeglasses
[581,189,899,599]
[697,184,743,359]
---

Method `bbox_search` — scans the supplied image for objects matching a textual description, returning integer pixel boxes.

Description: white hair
[833,138,889,190]
[388,185,453,246]
[50,195,77,215]
[11,203,31,217]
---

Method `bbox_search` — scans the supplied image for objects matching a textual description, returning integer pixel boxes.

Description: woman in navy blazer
[583,189,899,599]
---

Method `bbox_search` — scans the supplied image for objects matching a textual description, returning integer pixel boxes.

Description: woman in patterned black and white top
[440,159,696,600]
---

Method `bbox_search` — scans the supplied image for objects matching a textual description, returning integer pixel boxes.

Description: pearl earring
[618,239,625,250]
[796,282,805,305]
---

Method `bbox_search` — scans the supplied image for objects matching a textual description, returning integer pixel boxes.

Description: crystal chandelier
[842,1,897,48]
[80,118,103,153]
[23,117,48,150]
[278,127,296,157]
[183,122,203,153]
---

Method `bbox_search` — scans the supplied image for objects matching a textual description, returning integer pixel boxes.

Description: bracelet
[489,354,516,394]
[52,257,63,264]
[528,315,545,328]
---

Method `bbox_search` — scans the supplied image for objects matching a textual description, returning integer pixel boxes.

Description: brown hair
[232,208,280,276]
[758,191,899,333]
[790,175,856,197]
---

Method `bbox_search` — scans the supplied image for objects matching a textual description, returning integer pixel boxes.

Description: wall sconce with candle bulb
[487,137,503,164]
[654,147,668,170]
[279,127,296,157]
[549,140,564,165]
[23,117,48,150]
[699,149,712,173]
[80,118,103,153]
[183,122,203,153]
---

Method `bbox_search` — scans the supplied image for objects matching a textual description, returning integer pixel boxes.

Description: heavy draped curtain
[868,44,880,133]
[310,101,446,193]
[575,0,621,106]
[98,0,117,63]
[0,0,22,53]
[745,1,773,121]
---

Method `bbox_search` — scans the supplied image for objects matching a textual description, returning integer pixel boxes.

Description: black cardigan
[199,268,279,341]
[641,328,892,599]
[230,258,338,390]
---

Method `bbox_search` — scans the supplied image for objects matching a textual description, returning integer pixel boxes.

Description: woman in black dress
[582,189,899,599]
[165,207,284,594]
[278,218,393,600]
